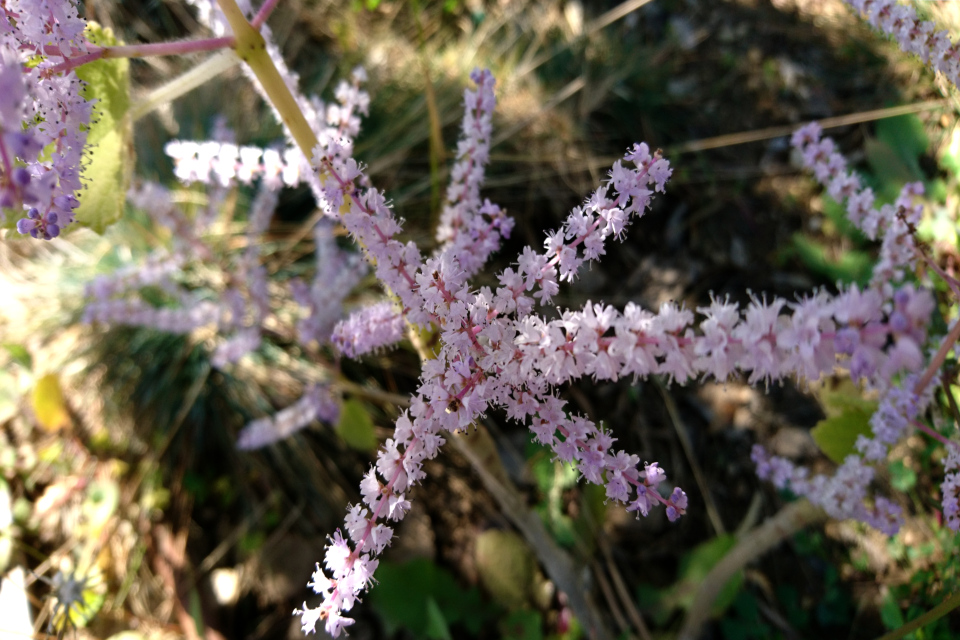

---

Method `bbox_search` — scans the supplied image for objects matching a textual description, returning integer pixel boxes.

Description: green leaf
[336,399,377,451]
[424,597,453,640]
[475,529,537,610]
[821,195,867,244]
[3,344,31,370]
[73,22,133,233]
[501,609,543,640]
[940,128,960,175]
[890,460,917,492]
[918,206,958,247]
[676,534,743,615]
[810,406,874,464]
[82,479,120,534]
[875,114,928,169]
[720,592,771,640]
[647,534,744,618]
[369,559,495,637]
[814,379,878,418]
[789,233,873,286]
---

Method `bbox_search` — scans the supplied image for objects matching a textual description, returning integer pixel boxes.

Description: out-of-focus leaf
[676,534,743,615]
[369,558,495,637]
[719,592,770,640]
[501,609,542,640]
[639,534,743,619]
[875,114,928,170]
[424,597,453,640]
[0,479,11,574]
[864,136,919,203]
[810,383,875,463]
[821,195,867,243]
[811,412,873,464]
[0,370,18,424]
[918,206,958,246]
[941,128,960,175]
[3,344,31,370]
[74,22,133,233]
[475,529,537,610]
[82,479,119,534]
[336,399,377,451]
[890,460,917,492]
[812,378,878,418]
[31,373,70,431]
[789,233,873,286]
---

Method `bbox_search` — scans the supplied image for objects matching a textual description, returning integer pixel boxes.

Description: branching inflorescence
[0,1,92,239]
[7,0,960,637]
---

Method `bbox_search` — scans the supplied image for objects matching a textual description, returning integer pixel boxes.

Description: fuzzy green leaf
[73,22,133,233]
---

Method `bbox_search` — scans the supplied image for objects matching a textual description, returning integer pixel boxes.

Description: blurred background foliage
[1,0,960,638]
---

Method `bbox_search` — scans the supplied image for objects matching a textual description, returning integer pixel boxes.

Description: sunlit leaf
[2,344,31,370]
[82,479,120,534]
[74,22,133,233]
[31,373,70,431]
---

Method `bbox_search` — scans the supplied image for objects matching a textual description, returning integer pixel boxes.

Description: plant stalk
[216,0,319,160]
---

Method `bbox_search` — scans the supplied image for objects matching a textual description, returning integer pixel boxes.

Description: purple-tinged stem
[915,244,960,300]
[251,0,281,30]
[915,318,960,396]
[44,36,236,75]
[912,419,960,453]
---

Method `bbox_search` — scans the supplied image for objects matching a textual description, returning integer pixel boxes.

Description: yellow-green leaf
[82,479,120,535]
[336,399,377,451]
[73,22,133,233]
[475,529,537,610]
[812,378,877,418]
[31,373,70,432]
[811,408,874,464]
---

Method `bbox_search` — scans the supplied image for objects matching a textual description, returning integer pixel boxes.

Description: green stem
[875,592,960,640]
[216,0,319,162]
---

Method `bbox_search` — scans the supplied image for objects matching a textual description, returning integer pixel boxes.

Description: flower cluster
[791,122,923,288]
[331,301,406,358]
[844,0,960,91]
[752,445,904,535]
[293,69,693,632]
[23,0,960,636]
[0,0,92,239]
[237,384,341,450]
[434,68,514,277]
[942,447,960,532]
